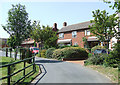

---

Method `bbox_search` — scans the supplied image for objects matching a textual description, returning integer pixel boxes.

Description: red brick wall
[58,29,94,48]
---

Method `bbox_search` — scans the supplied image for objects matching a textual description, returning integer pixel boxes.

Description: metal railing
[0,56,36,85]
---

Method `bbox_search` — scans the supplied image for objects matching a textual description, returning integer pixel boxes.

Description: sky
[0,0,115,38]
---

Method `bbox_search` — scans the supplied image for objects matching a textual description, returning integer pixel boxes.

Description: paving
[32,57,112,84]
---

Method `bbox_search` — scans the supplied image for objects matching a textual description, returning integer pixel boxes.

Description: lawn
[0,56,40,85]
[86,65,119,83]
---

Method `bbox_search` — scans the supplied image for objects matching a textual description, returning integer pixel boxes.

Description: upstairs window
[59,33,64,39]
[72,31,77,38]
[85,30,90,36]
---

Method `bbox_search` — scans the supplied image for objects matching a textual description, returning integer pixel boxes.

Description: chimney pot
[53,23,57,28]
[63,22,67,27]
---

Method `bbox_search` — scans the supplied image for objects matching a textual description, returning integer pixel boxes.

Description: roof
[58,21,94,33]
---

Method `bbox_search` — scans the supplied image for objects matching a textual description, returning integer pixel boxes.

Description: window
[85,30,90,36]
[59,33,64,39]
[72,31,77,38]
[74,42,78,46]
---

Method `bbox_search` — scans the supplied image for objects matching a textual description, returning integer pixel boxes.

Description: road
[34,57,111,83]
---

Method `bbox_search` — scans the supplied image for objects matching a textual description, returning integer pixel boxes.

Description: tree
[104,0,120,13]
[2,4,32,48]
[31,21,58,49]
[89,9,118,53]
[42,25,58,48]
[104,0,120,39]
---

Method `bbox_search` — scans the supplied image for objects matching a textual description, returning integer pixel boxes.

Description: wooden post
[8,65,10,85]
[6,48,8,57]
[23,61,25,77]
[33,57,36,72]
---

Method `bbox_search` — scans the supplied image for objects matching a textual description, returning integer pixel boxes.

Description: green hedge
[52,47,88,60]
[46,48,55,58]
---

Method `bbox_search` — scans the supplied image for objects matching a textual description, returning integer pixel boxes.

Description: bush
[46,48,55,58]
[104,43,120,68]
[91,45,105,53]
[85,54,107,65]
[52,47,88,60]
[52,49,64,59]
[39,49,47,58]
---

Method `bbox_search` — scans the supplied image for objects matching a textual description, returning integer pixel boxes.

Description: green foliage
[91,45,105,53]
[39,50,47,58]
[88,53,93,58]
[85,54,107,65]
[31,21,58,49]
[52,47,88,60]
[89,9,118,44]
[46,48,56,58]
[2,4,32,48]
[52,49,64,59]
[104,43,120,68]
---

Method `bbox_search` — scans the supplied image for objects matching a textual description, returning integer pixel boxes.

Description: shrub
[91,45,105,53]
[104,43,120,68]
[52,49,64,59]
[85,54,107,65]
[52,47,88,60]
[46,48,56,58]
[39,49,47,58]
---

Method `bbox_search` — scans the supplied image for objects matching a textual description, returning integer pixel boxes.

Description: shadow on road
[35,59,63,63]
[34,64,47,85]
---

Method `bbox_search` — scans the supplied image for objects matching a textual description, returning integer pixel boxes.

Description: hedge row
[44,47,88,60]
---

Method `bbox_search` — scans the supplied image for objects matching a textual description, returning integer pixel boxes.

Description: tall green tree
[42,25,58,48]
[104,0,120,39]
[31,21,58,49]
[2,4,32,48]
[89,9,118,52]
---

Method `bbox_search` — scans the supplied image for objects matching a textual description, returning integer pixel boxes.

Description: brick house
[0,38,8,48]
[57,21,103,48]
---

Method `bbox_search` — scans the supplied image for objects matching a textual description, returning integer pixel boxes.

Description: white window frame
[85,30,90,36]
[59,33,64,39]
[72,31,77,38]
[74,42,78,46]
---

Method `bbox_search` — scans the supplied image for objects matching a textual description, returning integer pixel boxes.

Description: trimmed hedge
[46,48,55,58]
[52,47,88,60]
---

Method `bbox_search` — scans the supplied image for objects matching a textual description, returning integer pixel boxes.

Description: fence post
[8,65,10,85]
[33,57,36,72]
[6,48,8,57]
[23,61,26,77]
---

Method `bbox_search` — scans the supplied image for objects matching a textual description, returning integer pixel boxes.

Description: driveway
[34,57,111,83]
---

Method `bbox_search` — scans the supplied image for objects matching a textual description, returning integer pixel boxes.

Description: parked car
[30,47,39,55]
[93,49,107,55]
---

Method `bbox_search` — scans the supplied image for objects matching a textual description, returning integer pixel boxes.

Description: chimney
[63,22,67,27]
[52,23,58,32]
[53,23,57,28]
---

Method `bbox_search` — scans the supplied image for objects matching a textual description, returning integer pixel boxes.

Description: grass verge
[0,56,40,85]
[86,65,118,83]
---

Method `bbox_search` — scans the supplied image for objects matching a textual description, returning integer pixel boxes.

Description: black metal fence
[0,56,36,85]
